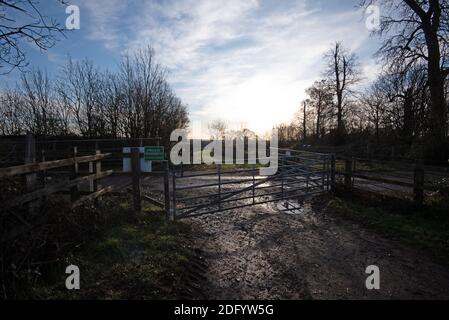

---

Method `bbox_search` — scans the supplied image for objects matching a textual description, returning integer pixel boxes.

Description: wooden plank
[71,186,113,209]
[0,153,111,178]
[4,171,113,208]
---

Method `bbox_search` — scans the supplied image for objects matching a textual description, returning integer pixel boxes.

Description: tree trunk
[423,17,448,162]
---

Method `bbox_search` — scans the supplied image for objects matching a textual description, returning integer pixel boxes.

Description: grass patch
[323,193,449,265]
[30,195,193,300]
[334,159,394,174]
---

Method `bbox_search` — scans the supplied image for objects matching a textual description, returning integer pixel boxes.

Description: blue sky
[3,0,382,134]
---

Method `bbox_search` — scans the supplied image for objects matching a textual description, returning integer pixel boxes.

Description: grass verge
[322,191,449,265]
[31,195,193,299]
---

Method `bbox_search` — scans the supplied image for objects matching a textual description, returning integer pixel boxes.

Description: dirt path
[187,197,449,300]
[140,171,449,299]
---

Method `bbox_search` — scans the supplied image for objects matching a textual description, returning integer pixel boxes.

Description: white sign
[123,147,152,173]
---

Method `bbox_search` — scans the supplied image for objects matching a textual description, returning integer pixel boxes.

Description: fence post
[172,170,177,221]
[252,164,256,205]
[281,154,285,200]
[131,148,141,211]
[414,165,424,205]
[330,154,336,191]
[93,150,102,206]
[344,158,353,192]
[218,164,222,210]
[70,147,80,202]
[88,161,94,192]
[25,133,37,214]
[41,149,47,187]
[322,155,326,191]
[163,161,171,221]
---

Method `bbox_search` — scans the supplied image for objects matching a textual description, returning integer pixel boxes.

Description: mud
[142,172,449,300]
[187,198,449,300]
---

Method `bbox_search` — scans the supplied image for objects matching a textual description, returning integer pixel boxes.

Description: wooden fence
[0,134,113,211]
[336,156,449,204]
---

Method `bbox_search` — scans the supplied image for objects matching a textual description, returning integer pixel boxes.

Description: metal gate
[171,149,333,219]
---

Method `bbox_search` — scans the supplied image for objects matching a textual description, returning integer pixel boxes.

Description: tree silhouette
[0,0,66,74]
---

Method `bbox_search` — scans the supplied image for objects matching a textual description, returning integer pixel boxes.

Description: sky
[2,0,382,135]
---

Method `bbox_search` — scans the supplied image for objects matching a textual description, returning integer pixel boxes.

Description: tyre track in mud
[189,199,449,300]
[187,202,315,300]
[143,173,449,300]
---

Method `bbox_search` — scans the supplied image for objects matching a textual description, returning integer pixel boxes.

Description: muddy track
[143,173,449,300]
[183,198,449,300]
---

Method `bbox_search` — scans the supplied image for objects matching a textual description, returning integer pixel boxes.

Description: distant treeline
[0,47,189,144]
[276,1,449,163]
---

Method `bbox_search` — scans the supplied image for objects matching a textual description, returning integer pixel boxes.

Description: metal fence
[171,149,333,219]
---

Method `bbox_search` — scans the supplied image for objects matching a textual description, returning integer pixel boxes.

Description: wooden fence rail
[1,135,113,211]
[0,153,111,178]
[337,157,446,204]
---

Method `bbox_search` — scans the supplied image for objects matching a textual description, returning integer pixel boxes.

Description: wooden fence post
[163,161,171,221]
[344,158,353,192]
[131,148,141,211]
[172,171,177,221]
[281,154,285,200]
[41,149,46,187]
[88,161,94,192]
[322,155,326,191]
[252,164,256,205]
[70,147,80,202]
[93,150,102,206]
[218,164,222,209]
[25,133,37,214]
[330,154,336,191]
[414,165,424,205]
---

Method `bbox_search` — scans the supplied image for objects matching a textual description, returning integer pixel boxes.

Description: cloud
[80,0,129,49]
[82,0,379,134]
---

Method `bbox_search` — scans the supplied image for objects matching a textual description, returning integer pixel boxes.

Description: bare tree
[208,119,228,140]
[324,42,360,144]
[0,0,66,74]
[306,80,334,141]
[118,47,189,140]
[12,68,71,135]
[360,81,387,143]
[56,58,102,137]
[0,46,189,142]
[361,0,449,160]
[297,99,316,144]
[0,88,26,134]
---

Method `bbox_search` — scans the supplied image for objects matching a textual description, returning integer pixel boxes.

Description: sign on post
[123,146,164,173]
[123,147,152,173]
[144,146,165,161]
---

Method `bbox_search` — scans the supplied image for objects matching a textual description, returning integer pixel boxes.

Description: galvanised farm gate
[171,149,333,219]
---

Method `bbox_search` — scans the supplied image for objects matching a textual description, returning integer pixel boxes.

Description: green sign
[144,146,165,161]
